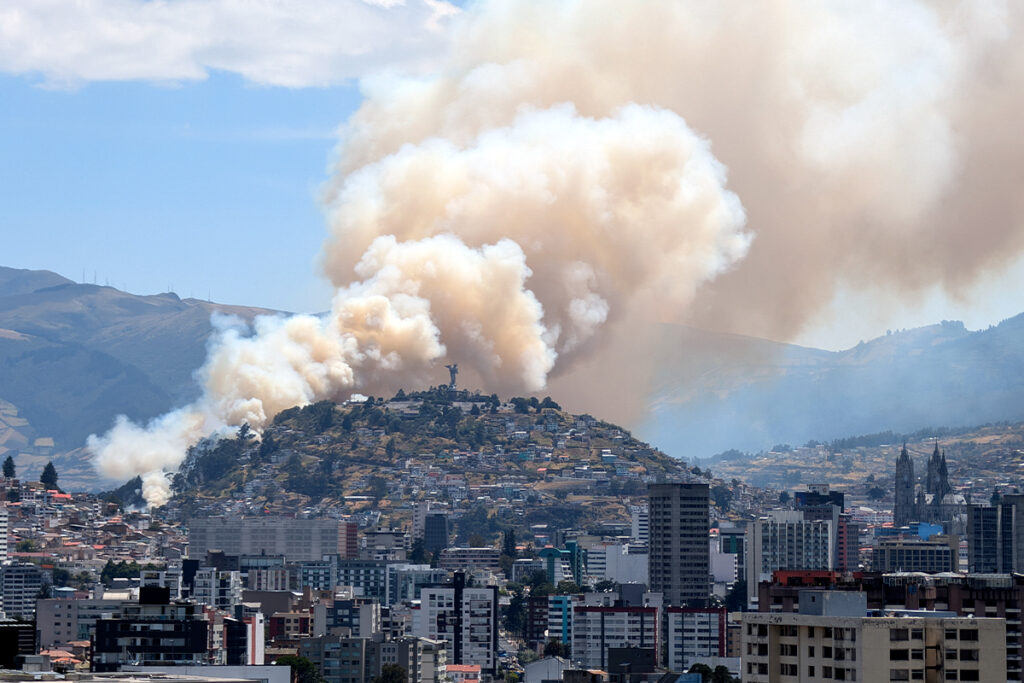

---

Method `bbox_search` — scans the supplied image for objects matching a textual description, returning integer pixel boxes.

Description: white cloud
[0,0,458,88]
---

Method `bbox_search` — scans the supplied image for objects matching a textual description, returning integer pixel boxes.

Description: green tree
[724,579,747,612]
[504,590,526,636]
[275,655,325,683]
[52,567,71,587]
[555,580,581,595]
[688,663,713,682]
[2,455,14,478]
[409,538,428,564]
[778,491,791,504]
[543,638,570,658]
[373,664,407,683]
[867,486,886,501]
[503,529,517,558]
[40,461,59,490]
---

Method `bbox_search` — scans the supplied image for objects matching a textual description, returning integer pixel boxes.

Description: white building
[746,510,833,607]
[414,574,499,679]
[571,603,659,670]
[192,568,243,612]
[630,505,649,547]
[585,543,648,585]
[664,607,727,673]
[0,504,7,563]
[524,657,571,683]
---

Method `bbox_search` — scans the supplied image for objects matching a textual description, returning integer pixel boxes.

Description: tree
[778,491,791,504]
[724,579,747,612]
[543,638,570,658]
[409,538,428,564]
[556,580,581,595]
[503,529,517,558]
[468,533,487,548]
[688,663,713,681]
[2,455,14,478]
[40,461,59,490]
[373,664,407,683]
[867,486,886,501]
[275,655,325,683]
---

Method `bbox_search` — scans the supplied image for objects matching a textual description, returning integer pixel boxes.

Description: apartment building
[741,590,1005,682]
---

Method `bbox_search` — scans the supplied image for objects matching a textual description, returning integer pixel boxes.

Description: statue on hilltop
[445,363,458,390]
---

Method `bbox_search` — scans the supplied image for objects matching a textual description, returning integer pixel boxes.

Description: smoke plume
[90,0,1024,505]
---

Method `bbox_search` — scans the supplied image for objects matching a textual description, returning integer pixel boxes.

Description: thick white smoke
[91,0,1024,505]
[90,104,747,504]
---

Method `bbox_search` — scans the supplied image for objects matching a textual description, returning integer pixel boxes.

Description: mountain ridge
[2,264,1023,488]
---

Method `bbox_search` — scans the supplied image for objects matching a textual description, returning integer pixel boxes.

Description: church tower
[894,443,915,527]
[926,442,942,495]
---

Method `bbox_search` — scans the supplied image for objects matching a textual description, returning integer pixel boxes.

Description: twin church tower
[894,442,958,527]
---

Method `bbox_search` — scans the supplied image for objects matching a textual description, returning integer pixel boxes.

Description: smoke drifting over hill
[90,1,1024,505]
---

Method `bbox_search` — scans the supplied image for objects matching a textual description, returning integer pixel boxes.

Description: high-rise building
[664,606,726,673]
[894,444,916,527]
[571,603,659,669]
[423,513,449,555]
[1,562,47,619]
[647,482,710,607]
[745,511,833,608]
[630,505,649,547]
[414,573,499,677]
[341,521,360,559]
[968,494,1024,573]
[0,504,7,563]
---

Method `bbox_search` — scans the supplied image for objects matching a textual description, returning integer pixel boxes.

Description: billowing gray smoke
[90,0,1024,505]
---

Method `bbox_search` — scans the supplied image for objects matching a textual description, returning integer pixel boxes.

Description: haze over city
[4,3,1024,683]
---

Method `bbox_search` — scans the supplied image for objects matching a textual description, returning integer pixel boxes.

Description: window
[890,670,910,681]
[808,666,816,677]
[944,671,958,681]
[824,647,833,657]
[911,649,924,660]
[960,629,978,642]
[911,671,924,681]
[945,629,958,640]
[890,649,909,661]
[959,649,978,662]
[945,649,958,660]
[808,646,815,657]
[959,671,979,682]
[891,629,910,642]
[911,628,923,639]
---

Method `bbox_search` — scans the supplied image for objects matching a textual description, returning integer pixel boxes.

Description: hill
[639,317,1024,457]
[167,390,690,533]
[4,263,1024,488]
[708,421,1024,506]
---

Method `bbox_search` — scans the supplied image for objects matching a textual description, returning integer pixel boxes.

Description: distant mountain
[3,264,1024,488]
[639,316,1024,458]
[0,266,278,487]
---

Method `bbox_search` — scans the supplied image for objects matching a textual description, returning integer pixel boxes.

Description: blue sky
[0,72,359,312]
